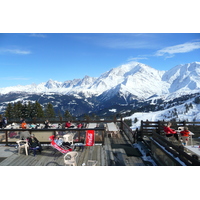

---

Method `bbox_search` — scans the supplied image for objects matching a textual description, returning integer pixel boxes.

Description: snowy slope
[125,95,200,130]
[162,62,200,93]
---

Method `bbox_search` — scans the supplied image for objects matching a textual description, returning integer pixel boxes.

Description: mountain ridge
[0,61,200,118]
[1,61,200,99]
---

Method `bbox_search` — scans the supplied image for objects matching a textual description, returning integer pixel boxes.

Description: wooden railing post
[102,130,105,145]
[157,120,161,135]
[120,117,123,130]
[5,131,8,146]
[140,120,144,139]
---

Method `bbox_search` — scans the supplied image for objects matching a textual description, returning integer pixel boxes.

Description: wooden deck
[0,131,145,166]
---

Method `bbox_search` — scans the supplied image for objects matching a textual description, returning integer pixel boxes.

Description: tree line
[1,101,102,122]
[3,101,74,121]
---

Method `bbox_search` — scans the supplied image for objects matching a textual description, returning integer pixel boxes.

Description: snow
[0,61,200,121]
[150,138,187,166]
[133,143,157,166]
[125,97,200,130]
[109,109,117,112]
[0,61,200,100]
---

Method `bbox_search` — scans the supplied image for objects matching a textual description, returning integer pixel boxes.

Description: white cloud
[128,56,148,62]
[0,49,31,55]
[29,33,47,38]
[155,41,200,57]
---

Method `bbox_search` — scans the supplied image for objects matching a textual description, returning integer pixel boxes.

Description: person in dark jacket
[44,120,51,129]
[2,117,7,128]
[28,134,42,155]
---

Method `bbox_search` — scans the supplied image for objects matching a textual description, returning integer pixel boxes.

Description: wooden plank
[15,155,37,166]
[34,154,51,166]
[112,148,126,166]
[56,154,65,166]
[77,146,89,166]
[82,146,91,165]
[45,154,63,166]
[88,146,94,160]
[96,145,101,166]
[103,137,109,165]
[104,136,115,166]
[0,154,19,166]
[91,146,97,161]
[127,156,145,166]
[7,155,29,166]
[101,145,106,166]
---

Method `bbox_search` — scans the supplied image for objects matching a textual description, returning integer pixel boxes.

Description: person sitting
[77,122,83,128]
[164,122,179,141]
[65,121,74,128]
[2,117,7,128]
[30,123,36,129]
[54,135,63,146]
[44,120,51,129]
[54,135,71,147]
[28,134,42,155]
[20,120,27,129]
[180,126,190,145]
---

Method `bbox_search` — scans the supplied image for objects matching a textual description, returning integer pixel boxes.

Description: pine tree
[4,103,14,119]
[21,103,29,119]
[34,101,44,119]
[64,110,73,120]
[82,114,91,121]
[27,101,35,119]
[44,103,55,119]
[13,102,23,119]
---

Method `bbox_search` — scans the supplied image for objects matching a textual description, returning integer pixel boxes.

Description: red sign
[85,130,95,146]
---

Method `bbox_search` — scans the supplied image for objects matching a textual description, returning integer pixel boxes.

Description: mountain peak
[0,62,199,99]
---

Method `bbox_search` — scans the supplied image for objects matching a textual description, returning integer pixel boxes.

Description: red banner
[85,130,95,146]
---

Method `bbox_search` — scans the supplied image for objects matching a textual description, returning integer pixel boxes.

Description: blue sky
[0,33,200,88]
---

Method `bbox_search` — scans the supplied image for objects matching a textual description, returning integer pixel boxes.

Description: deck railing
[150,132,200,166]
[140,120,200,137]
[0,119,131,146]
[0,127,106,146]
[120,121,136,143]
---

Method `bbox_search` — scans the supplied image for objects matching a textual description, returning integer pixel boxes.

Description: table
[184,145,200,157]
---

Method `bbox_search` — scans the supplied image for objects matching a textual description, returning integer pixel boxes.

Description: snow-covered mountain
[162,62,200,93]
[0,61,200,118]
[1,61,200,97]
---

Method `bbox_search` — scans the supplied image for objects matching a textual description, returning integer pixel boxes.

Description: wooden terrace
[0,122,145,166]
[0,137,144,166]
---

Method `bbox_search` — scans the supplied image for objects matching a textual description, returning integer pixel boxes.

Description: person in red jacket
[65,121,71,128]
[180,127,190,137]
[21,120,27,129]
[164,122,179,141]
[65,121,75,128]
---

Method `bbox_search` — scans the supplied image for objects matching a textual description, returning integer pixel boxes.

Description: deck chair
[49,135,73,154]
[63,133,75,147]
[16,140,29,156]
[64,151,78,166]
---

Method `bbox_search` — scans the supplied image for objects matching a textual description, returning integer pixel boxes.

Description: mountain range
[0,61,200,119]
